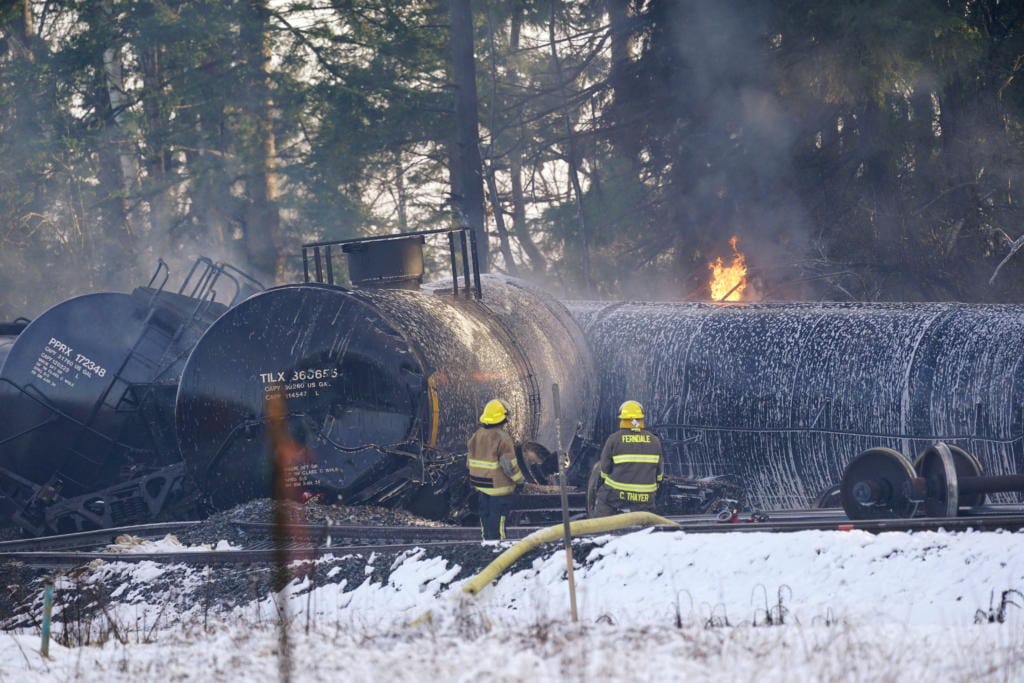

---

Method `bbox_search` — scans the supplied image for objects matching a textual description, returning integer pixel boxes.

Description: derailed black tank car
[0,260,259,534]
[174,271,598,520]
[0,318,30,369]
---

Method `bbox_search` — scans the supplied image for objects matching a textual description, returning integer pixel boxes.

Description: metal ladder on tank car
[5,263,194,531]
[3,259,263,534]
[43,259,262,525]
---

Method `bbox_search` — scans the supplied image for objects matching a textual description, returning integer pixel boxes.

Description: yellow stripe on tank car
[427,373,440,448]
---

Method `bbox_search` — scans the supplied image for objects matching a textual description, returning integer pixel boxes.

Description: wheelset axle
[841,442,1024,520]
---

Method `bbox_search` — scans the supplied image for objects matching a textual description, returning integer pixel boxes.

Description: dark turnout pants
[478,492,514,540]
[592,487,655,517]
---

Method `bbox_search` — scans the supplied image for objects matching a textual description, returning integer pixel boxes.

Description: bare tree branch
[989,228,1024,284]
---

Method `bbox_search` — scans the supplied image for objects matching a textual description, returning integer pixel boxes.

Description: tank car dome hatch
[342,235,425,290]
[566,300,1024,511]
[175,275,596,519]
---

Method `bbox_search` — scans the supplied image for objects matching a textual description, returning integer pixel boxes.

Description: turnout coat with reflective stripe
[467,425,523,496]
[596,428,663,509]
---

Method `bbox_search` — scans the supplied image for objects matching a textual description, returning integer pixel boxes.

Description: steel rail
[231,522,503,541]
[4,513,1024,569]
[662,513,1024,535]
[6,504,1024,555]
[0,540,488,568]
[0,521,204,552]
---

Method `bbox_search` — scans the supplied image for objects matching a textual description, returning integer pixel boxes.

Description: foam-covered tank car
[567,300,1024,511]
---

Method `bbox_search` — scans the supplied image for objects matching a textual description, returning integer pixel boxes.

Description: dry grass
[6,612,1024,683]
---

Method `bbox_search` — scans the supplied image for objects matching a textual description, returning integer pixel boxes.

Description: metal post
[41,581,53,657]
[325,246,334,285]
[468,228,483,299]
[459,230,471,299]
[302,248,310,283]
[448,231,460,296]
[313,247,323,283]
[551,383,579,622]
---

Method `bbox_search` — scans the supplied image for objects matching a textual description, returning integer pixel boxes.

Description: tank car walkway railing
[302,227,483,299]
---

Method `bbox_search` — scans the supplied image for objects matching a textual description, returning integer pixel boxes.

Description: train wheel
[913,442,960,517]
[814,484,842,509]
[913,444,984,508]
[840,447,918,520]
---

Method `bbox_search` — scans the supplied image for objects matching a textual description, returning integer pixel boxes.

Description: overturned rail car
[0,260,260,534]
[567,301,1024,510]
[174,272,598,519]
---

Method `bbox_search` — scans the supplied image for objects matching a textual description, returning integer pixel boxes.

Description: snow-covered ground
[3,527,1024,682]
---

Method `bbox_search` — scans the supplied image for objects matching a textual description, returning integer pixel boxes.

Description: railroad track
[0,521,204,553]
[3,508,1023,569]
[0,520,503,568]
[0,520,498,554]
[670,513,1024,534]
[0,540,488,568]
[231,521,501,543]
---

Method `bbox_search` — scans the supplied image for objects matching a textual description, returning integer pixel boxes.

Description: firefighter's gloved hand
[514,481,525,494]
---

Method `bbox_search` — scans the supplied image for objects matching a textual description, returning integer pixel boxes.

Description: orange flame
[708,236,748,302]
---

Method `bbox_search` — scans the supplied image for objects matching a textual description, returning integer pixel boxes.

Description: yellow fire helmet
[479,398,510,425]
[618,400,644,420]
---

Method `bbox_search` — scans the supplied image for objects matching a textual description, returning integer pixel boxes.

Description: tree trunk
[483,5,517,275]
[395,153,409,231]
[548,1,592,292]
[484,161,518,274]
[181,104,233,252]
[240,0,282,283]
[507,3,547,272]
[509,155,546,271]
[5,0,36,60]
[94,1,138,282]
[100,0,140,227]
[17,0,34,51]
[606,0,641,162]
[140,46,173,246]
[448,0,489,271]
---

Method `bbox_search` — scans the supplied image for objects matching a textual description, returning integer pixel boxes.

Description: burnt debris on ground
[176,498,453,546]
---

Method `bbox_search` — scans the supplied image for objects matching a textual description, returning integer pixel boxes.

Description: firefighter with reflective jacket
[591,400,663,517]
[468,399,524,540]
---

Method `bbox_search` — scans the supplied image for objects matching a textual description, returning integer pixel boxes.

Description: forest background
[3,0,1024,317]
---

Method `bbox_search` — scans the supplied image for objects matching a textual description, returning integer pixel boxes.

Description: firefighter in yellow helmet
[590,400,663,517]
[467,398,524,540]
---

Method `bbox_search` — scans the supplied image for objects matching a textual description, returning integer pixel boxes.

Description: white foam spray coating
[568,301,1024,509]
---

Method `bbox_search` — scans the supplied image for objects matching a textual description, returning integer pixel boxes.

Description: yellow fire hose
[461,511,679,595]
